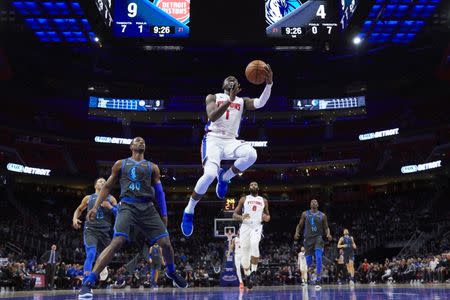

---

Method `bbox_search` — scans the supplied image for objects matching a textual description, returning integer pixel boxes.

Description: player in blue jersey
[294,199,332,290]
[337,228,357,285]
[78,137,187,299]
[72,178,118,277]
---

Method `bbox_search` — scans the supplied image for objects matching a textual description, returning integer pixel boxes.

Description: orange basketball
[245,60,267,85]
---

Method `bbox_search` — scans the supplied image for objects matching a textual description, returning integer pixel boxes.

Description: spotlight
[353,36,362,45]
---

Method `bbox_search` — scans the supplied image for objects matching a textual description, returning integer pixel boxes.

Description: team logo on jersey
[265,0,303,25]
[154,0,190,24]
[217,100,241,110]
[128,165,146,181]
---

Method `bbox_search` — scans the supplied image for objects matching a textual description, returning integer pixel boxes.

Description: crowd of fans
[1,184,449,291]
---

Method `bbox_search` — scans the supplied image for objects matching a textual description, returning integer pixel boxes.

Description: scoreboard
[95,0,190,38]
[113,0,190,38]
[93,0,359,42]
[265,0,359,39]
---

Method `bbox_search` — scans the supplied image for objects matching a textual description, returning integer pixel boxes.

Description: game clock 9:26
[281,24,335,37]
[151,26,175,35]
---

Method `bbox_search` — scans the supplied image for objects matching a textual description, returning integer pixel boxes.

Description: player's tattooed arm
[337,237,345,249]
[294,211,306,240]
[87,160,121,221]
[352,237,357,249]
[233,197,249,221]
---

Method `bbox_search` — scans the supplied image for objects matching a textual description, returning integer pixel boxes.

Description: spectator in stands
[55,262,69,289]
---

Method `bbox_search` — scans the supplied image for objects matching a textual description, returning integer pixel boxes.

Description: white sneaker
[100,267,108,281]
[349,280,355,286]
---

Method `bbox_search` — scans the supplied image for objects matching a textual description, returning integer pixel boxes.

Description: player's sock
[83,246,97,274]
[166,263,175,275]
[305,255,313,268]
[184,198,199,214]
[82,272,97,286]
[244,269,251,276]
[235,265,243,284]
[315,249,323,277]
[222,168,236,181]
[251,263,258,273]
[151,269,156,283]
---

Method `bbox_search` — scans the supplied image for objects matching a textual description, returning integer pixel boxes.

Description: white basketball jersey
[206,93,244,138]
[242,195,265,227]
[233,236,242,255]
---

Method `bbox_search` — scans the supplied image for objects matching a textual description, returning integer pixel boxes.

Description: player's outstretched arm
[88,160,121,220]
[72,196,89,229]
[244,64,273,111]
[233,197,248,221]
[294,211,306,240]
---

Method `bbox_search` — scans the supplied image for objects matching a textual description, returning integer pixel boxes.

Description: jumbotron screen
[266,0,338,39]
[113,0,190,38]
[265,0,358,39]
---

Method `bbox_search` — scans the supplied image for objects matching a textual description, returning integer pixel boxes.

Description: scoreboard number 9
[128,2,138,17]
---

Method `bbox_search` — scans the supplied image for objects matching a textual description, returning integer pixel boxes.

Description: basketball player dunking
[181,66,273,237]
[294,199,332,290]
[79,137,187,299]
[337,228,357,285]
[233,182,270,289]
[72,178,117,278]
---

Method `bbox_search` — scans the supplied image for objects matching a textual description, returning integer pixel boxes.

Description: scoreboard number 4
[316,4,326,19]
[128,2,138,18]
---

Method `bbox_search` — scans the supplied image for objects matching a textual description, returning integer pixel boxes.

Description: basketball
[245,60,267,85]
